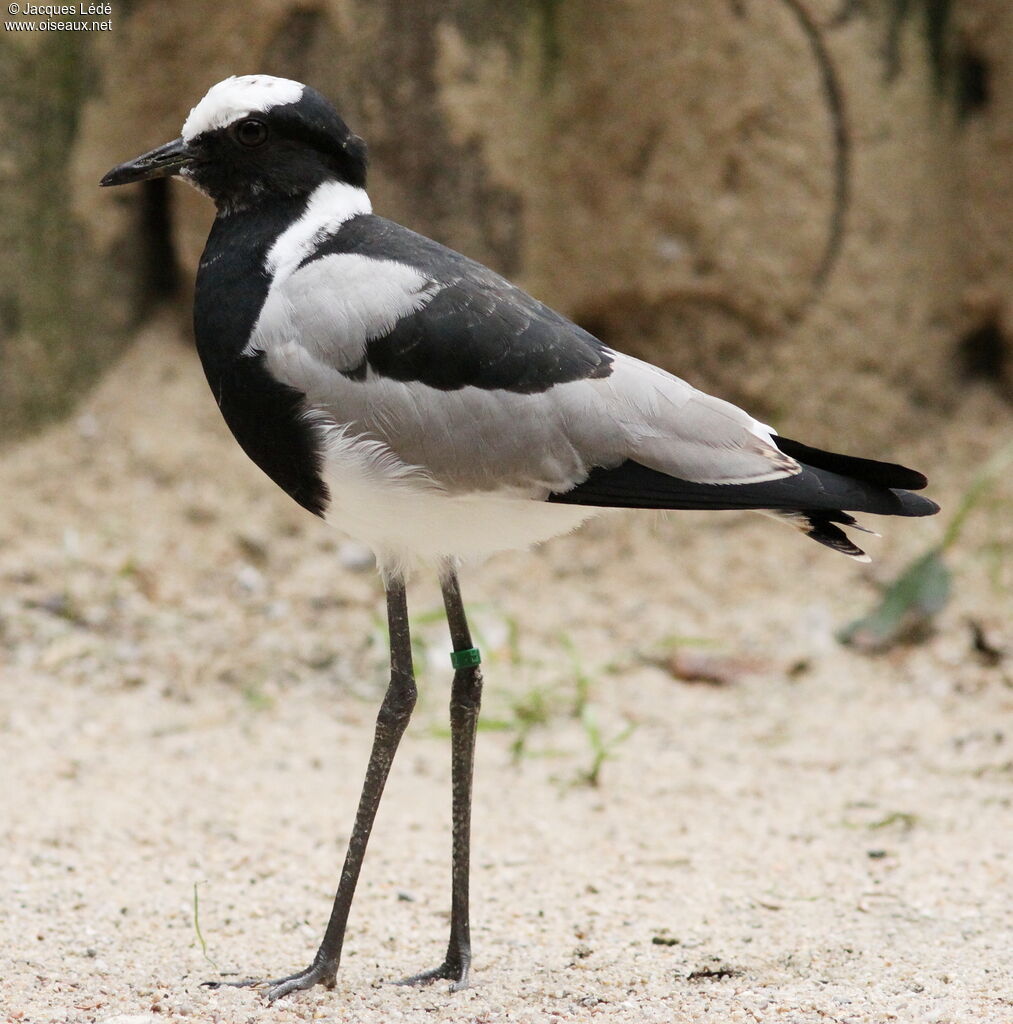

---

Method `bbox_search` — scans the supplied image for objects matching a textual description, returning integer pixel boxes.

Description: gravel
[2,321,1011,1023]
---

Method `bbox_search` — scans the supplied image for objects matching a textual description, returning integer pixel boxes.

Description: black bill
[100,137,192,187]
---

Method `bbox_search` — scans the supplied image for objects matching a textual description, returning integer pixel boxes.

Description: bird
[101,74,939,1001]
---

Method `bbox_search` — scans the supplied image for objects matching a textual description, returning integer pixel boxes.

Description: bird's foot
[203,959,337,1002]
[396,956,470,991]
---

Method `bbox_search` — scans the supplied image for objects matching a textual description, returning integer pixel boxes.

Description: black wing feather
[548,459,938,518]
[773,435,928,491]
[301,214,613,393]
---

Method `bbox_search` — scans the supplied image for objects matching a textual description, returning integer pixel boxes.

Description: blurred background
[2,0,1011,441]
[1,4,1012,1020]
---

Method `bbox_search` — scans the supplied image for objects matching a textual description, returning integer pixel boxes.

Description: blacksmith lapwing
[101,75,938,1000]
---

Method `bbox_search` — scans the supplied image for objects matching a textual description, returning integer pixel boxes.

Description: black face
[101,85,368,213]
[185,90,368,210]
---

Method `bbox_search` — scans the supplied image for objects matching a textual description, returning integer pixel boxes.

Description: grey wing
[247,219,798,496]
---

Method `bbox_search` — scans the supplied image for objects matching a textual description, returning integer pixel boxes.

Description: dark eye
[232,118,268,147]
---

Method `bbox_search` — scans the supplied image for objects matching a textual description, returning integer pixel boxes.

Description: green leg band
[450,646,482,670]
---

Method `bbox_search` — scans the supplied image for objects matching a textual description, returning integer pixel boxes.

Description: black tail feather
[766,510,874,560]
[773,435,928,491]
[548,459,939,518]
[806,515,869,559]
[548,439,939,558]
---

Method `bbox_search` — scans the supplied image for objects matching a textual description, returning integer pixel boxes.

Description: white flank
[313,422,597,578]
[182,75,305,141]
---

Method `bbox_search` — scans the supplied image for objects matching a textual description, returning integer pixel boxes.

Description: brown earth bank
[9,2,1013,440]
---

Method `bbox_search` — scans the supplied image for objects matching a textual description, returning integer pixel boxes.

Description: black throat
[193,196,330,517]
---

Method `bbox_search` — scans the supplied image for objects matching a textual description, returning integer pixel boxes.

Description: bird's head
[100,75,367,212]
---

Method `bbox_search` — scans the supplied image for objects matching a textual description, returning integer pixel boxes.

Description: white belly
[316,425,596,577]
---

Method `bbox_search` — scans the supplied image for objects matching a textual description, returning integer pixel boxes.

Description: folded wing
[250,214,806,496]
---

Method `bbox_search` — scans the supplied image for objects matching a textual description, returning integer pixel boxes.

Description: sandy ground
[2,318,1012,1024]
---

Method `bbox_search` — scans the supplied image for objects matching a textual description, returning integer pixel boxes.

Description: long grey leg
[208,575,417,1001]
[400,564,483,989]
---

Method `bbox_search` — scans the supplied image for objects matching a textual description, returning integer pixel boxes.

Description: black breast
[193,202,330,517]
